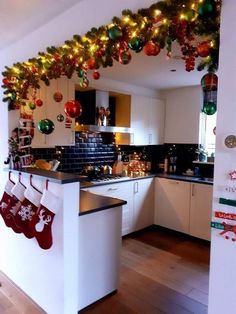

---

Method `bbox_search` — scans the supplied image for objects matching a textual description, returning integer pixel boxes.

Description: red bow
[220,222,236,236]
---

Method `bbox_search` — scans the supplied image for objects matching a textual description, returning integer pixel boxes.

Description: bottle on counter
[112,152,124,175]
[164,157,168,173]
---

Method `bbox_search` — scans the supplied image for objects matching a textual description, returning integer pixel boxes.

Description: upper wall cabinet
[116,94,165,146]
[31,78,75,148]
[163,86,202,144]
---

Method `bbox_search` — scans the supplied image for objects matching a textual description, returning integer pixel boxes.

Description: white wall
[162,86,202,144]
[208,1,236,313]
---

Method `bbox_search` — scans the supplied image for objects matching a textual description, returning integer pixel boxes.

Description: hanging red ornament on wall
[197,41,211,58]
[143,41,161,56]
[93,71,100,80]
[53,91,63,102]
[35,99,43,107]
[201,73,218,91]
[37,119,55,134]
[119,50,132,65]
[86,58,96,70]
[64,100,82,118]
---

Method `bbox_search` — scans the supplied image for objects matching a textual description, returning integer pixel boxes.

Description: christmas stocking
[15,185,42,239]
[30,189,60,250]
[0,179,15,221]
[4,181,26,233]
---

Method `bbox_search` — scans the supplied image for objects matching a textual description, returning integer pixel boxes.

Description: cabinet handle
[149,134,152,144]
[71,131,75,144]
[169,181,179,184]
[134,182,138,193]
[192,184,195,197]
[108,188,118,191]
[130,133,134,145]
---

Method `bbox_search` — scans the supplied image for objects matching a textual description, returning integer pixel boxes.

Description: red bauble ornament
[64,100,82,118]
[143,41,161,56]
[53,91,63,102]
[201,73,218,91]
[197,41,211,58]
[35,99,43,107]
[86,58,96,70]
[2,78,11,86]
[93,71,100,80]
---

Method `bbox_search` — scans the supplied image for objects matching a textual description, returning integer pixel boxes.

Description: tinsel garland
[1,0,221,110]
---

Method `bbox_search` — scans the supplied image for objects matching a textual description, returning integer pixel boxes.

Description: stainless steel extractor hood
[75,124,133,133]
[75,89,133,134]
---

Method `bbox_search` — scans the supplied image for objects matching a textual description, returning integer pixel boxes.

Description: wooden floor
[0,226,210,314]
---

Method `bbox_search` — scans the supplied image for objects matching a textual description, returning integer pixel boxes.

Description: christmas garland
[2,0,221,110]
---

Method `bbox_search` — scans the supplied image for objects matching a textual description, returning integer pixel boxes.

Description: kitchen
[0,0,233,313]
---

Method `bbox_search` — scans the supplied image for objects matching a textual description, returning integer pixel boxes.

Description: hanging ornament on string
[53,91,63,103]
[201,72,218,91]
[197,41,211,58]
[202,101,217,115]
[198,0,215,16]
[119,50,132,65]
[128,37,143,53]
[54,80,64,123]
[64,100,82,118]
[143,41,161,56]
[37,119,55,134]
[108,25,123,41]
[35,99,43,107]
[28,101,36,110]
[93,71,100,80]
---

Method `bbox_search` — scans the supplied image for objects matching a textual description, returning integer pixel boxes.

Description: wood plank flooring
[0,226,210,314]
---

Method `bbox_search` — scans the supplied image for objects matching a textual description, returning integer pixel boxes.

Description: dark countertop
[80,172,213,188]
[80,190,127,216]
[5,168,83,184]
[156,173,214,185]
[5,168,213,186]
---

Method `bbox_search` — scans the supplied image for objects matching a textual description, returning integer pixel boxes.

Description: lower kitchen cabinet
[189,183,213,241]
[133,178,154,232]
[154,178,213,240]
[81,177,154,236]
[154,178,191,234]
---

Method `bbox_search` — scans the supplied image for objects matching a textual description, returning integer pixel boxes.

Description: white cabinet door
[116,95,165,146]
[81,182,134,236]
[32,77,75,148]
[154,178,191,234]
[189,183,213,241]
[163,86,202,144]
[133,178,154,232]
[148,98,165,145]
[130,95,149,145]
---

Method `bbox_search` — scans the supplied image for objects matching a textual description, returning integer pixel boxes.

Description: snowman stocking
[0,180,15,221]
[4,181,26,233]
[30,189,60,250]
[15,185,42,239]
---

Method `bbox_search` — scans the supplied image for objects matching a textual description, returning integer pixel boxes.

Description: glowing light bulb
[154,9,161,17]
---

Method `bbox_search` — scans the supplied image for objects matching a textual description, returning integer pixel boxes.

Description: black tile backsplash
[31,132,117,173]
[31,137,214,178]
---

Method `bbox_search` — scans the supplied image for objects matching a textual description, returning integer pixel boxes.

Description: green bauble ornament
[128,37,143,53]
[108,25,123,41]
[57,113,64,122]
[28,102,36,110]
[198,0,214,16]
[118,50,132,65]
[202,101,217,115]
[37,119,55,134]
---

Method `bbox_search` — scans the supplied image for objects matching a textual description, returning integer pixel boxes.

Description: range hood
[75,124,133,133]
[75,89,133,134]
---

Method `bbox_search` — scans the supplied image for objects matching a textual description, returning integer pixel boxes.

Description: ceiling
[0,0,204,91]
